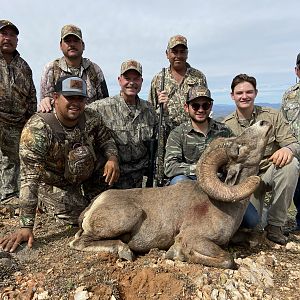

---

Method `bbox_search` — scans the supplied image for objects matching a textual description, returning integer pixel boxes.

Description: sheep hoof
[118,247,133,261]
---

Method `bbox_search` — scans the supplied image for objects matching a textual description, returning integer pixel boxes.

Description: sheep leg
[168,235,237,269]
[187,238,236,269]
[69,236,134,261]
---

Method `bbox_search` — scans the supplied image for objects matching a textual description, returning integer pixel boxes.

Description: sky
[2,0,300,104]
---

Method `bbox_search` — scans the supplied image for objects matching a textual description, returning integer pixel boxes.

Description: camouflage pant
[112,170,145,189]
[0,123,22,200]
[38,183,90,225]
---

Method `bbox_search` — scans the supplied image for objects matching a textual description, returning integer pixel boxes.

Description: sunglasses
[190,102,212,111]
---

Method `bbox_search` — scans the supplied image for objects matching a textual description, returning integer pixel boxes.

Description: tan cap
[0,20,19,35]
[187,86,213,103]
[297,53,300,65]
[120,60,142,75]
[61,24,82,40]
[167,35,187,49]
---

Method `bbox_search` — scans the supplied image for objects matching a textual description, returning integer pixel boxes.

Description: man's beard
[190,114,208,124]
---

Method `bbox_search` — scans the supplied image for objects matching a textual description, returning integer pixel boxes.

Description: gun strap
[37,112,86,141]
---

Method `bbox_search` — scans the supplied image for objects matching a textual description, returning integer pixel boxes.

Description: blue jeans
[169,175,197,185]
[241,202,260,229]
[170,174,259,229]
[294,177,300,227]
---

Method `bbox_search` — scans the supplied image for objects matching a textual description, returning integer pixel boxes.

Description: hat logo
[176,36,186,43]
[129,61,138,68]
[70,79,83,90]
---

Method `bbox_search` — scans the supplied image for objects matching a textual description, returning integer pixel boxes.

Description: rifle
[145,137,157,187]
[156,68,166,187]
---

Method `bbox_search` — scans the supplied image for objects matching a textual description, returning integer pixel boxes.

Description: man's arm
[39,62,56,112]
[26,70,37,118]
[148,75,159,108]
[0,117,49,252]
[93,115,120,184]
[164,128,196,178]
[92,63,109,99]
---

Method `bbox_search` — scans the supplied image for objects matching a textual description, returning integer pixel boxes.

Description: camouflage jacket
[0,50,37,127]
[88,94,157,179]
[148,64,207,129]
[40,57,109,104]
[19,108,118,227]
[223,105,300,172]
[164,119,233,178]
[281,82,300,142]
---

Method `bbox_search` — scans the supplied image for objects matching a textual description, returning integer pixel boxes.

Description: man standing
[39,24,108,112]
[0,76,119,252]
[0,20,37,202]
[164,86,232,184]
[89,60,157,189]
[224,74,300,244]
[281,53,300,232]
[149,35,207,129]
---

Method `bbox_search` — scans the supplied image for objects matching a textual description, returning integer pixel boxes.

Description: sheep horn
[196,139,260,202]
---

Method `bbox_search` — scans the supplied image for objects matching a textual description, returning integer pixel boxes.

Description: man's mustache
[2,42,13,47]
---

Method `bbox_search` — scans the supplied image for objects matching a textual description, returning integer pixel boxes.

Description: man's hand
[0,228,34,252]
[269,147,294,168]
[103,156,120,185]
[38,97,53,112]
[158,91,168,111]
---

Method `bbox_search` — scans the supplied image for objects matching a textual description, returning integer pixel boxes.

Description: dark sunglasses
[190,102,212,111]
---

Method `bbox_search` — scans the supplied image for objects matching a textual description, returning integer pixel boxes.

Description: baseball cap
[167,35,188,50]
[120,60,142,75]
[54,76,87,97]
[61,24,82,41]
[0,20,19,35]
[296,53,300,65]
[187,86,214,103]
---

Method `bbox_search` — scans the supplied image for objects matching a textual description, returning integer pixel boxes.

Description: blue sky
[2,0,299,104]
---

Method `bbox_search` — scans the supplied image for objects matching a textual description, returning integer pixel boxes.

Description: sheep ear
[225,164,242,186]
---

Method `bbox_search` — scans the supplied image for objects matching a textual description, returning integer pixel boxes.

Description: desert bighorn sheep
[70,120,272,269]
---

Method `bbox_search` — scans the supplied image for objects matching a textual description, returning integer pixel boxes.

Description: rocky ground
[0,206,300,300]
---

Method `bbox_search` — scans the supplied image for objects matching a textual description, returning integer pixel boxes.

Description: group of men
[0,19,299,252]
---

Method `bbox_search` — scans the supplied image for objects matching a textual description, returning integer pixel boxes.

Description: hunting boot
[265,224,288,245]
[0,193,19,217]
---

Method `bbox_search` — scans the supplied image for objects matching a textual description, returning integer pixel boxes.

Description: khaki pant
[251,157,300,227]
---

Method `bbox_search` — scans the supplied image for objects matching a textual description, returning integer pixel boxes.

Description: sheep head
[196,120,272,202]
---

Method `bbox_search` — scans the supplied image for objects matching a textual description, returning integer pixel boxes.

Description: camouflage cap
[297,53,300,65]
[120,60,142,75]
[167,35,188,50]
[61,24,82,41]
[187,86,213,103]
[54,75,87,97]
[0,20,19,35]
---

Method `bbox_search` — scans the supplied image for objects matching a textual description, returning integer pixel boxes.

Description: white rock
[210,289,219,300]
[36,291,49,300]
[74,290,89,300]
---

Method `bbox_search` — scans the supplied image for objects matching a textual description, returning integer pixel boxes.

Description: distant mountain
[212,102,281,120]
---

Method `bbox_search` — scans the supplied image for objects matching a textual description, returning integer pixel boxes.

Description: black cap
[0,20,19,35]
[54,76,87,97]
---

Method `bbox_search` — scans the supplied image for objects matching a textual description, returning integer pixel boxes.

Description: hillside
[212,103,281,119]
